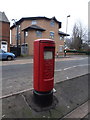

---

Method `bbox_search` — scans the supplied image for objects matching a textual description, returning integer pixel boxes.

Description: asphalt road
[1,56,89,96]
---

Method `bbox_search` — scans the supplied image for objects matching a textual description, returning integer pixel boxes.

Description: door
[1,41,7,52]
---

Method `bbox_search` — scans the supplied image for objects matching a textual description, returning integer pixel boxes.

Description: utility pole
[66,15,70,45]
[64,15,70,56]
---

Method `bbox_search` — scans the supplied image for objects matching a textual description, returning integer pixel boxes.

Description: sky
[0,0,89,36]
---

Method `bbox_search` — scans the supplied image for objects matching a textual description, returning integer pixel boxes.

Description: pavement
[0,74,89,119]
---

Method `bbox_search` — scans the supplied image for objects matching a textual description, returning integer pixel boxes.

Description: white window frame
[1,41,8,52]
[59,45,64,52]
[36,31,42,37]
[50,31,54,39]
[25,31,28,37]
[31,20,37,25]
[50,20,55,27]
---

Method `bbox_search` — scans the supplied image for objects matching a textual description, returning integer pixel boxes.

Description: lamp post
[12,19,19,56]
[66,15,70,36]
[64,15,70,56]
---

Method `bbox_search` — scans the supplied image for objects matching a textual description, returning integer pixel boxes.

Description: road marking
[55,64,89,72]
[64,64,89,71]
[64,66,76,70]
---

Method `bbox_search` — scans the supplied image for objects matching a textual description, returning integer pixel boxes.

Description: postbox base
[33,90,53,107]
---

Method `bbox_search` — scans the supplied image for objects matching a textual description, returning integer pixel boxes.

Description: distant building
[0,12,10,52]
[10,16,69,55]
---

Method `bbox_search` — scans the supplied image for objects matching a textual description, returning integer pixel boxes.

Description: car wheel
[7,56,12,61]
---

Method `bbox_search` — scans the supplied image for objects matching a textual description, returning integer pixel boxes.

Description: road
[1,56,89,97]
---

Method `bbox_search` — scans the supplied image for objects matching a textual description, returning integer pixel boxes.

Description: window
[60,36,64,40]
[1,42,7,45]
[50,20,55,27]
[36,31,42,37]
[25,31,28,37]
[32,20,37,25]
[50,31,54,39]
[59,45,64,52]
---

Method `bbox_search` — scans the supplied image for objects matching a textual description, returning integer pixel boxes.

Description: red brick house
[10,16,69,55]
[0,12,10,52]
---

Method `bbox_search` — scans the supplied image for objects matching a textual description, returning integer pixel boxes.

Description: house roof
[10,16,62,29]
[22,25,46,31]
[59,31,70,36]
[0,12,9,23]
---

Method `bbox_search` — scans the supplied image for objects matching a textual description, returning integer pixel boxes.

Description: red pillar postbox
[33,39,55,106]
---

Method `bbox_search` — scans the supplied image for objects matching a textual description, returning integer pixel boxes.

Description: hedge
[64,50,90,55]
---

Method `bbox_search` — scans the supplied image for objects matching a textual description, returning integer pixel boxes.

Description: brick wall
[0,21,10,51]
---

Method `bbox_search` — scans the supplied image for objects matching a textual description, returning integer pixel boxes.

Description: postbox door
[39,43,55,91]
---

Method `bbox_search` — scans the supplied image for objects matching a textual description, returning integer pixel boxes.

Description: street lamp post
[66,15,70,37]
[12,19,19,56]
[64,15,70,56]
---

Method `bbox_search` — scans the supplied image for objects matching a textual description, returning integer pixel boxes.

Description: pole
[66,15,70,44]
[12,19,18,56]
[16,25,19,56]
[64,15,70,56]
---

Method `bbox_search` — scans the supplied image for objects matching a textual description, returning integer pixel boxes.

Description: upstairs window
[50,20,55,27]
[32,20,37,25]
[59,45,64,52]
[50,31,54,39]
[36,31,42,37]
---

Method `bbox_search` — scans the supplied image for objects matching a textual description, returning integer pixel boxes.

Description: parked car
[0,49,15,60]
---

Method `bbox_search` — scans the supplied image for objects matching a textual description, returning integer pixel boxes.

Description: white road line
[64,66,76,70]
[76,57,88,60]
[55,64,89,72]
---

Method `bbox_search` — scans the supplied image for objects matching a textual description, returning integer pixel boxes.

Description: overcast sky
[1,0,89,36]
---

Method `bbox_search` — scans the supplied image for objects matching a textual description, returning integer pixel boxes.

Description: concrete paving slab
[63,101,89,118]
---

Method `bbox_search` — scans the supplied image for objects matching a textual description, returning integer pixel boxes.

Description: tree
[71,21,87,50]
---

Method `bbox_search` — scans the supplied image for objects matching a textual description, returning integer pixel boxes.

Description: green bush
[65,49,90,55]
